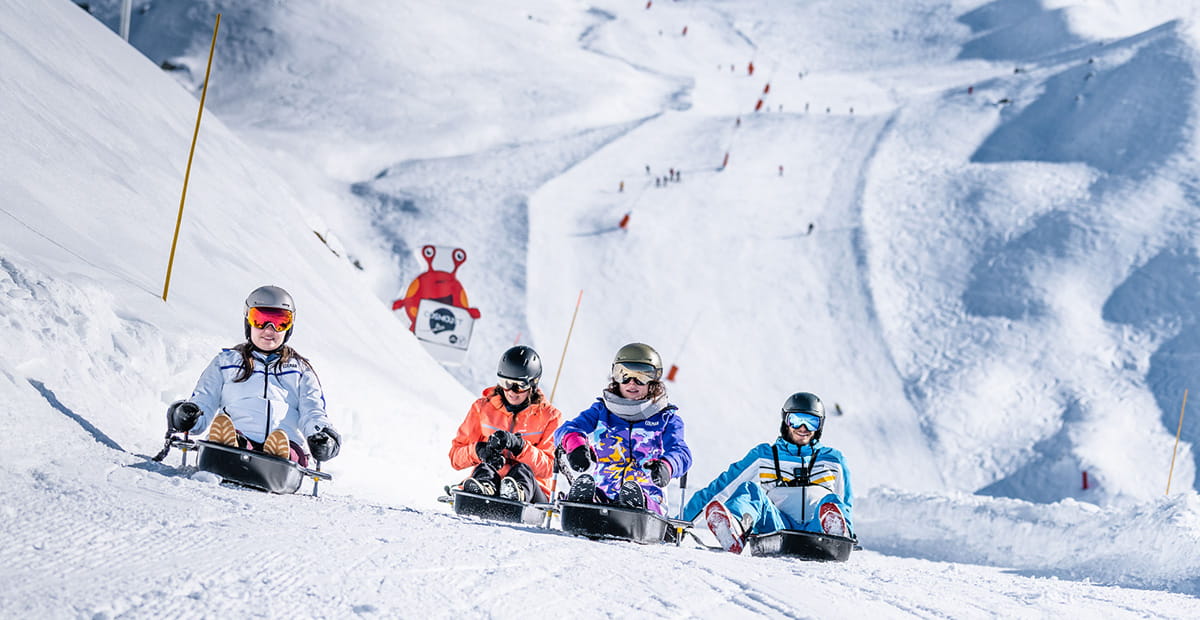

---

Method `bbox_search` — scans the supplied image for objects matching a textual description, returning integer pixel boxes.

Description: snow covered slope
[5,0,1200,615]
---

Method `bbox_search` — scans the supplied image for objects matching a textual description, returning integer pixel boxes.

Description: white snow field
[4,0,1200,616]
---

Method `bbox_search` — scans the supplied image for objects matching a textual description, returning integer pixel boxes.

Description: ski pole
[162,12,220,301]
[548,290,583,405]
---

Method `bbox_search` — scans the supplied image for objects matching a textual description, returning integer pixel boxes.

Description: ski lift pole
[548,290,583,405]
[1167,389,1188,495]
[162,13,221,301]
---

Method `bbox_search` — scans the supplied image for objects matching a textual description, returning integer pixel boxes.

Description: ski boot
[818,502,848,537]
[499,477,527,502]
[463,477,496,496]
[262,429,291,459]
[566,474,596,503]
[208,413,238,447]
[704,499,748,554]
[617,480,646,510]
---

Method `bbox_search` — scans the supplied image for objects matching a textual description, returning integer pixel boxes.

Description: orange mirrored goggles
[247,307,294,332]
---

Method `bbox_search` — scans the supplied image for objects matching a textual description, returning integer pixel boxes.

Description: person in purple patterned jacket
[554,343,692,515]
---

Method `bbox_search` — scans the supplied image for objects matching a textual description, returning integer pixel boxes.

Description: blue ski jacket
[555,397,693,481]
[681,437,852,525]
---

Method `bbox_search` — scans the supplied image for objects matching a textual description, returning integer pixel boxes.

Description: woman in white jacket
[165,286,341,465]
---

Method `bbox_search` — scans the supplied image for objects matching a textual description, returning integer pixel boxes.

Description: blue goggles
[785,412,822,432]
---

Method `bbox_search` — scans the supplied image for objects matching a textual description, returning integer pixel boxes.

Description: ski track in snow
[5,448,1198,618]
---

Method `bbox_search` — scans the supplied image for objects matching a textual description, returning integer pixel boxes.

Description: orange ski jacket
[449,387,563,497]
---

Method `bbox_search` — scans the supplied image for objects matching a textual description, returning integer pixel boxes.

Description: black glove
[645,459,671,487]
[475,441,505,470]
[307,426,341,461]
[167,400,201,433]
[488,430,525,456]
[566,445,594,473]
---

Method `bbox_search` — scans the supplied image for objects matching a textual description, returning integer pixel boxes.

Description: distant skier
[681,392,852,553]
[555,343,692,515]
[165,286,341,465]
[450,346,562,502]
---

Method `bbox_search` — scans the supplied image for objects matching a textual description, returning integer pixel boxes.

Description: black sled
[438,488,549,525]
[745,529,857,562]
[558,501,679,544]
[158,437,331,495]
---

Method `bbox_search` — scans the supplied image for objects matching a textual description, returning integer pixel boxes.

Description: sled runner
[161,437,331,496]
[439,488,549,525]
[745,529,857,562]
[558,500,679,544]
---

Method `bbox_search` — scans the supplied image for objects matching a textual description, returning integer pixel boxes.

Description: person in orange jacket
[449,346,562,502]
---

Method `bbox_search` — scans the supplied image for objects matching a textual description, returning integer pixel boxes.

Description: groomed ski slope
[3,0,1200,615]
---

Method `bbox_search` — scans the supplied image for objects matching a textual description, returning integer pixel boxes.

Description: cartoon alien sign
[392,245,482,332]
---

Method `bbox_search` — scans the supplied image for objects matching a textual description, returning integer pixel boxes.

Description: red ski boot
[819,502,847,537]
[704,499,747,554]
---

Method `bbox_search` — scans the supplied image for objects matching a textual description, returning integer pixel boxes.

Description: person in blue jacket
[681,391,851,553]
[555,343,691,515]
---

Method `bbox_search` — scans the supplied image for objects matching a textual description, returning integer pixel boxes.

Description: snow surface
[5,0,1200,616]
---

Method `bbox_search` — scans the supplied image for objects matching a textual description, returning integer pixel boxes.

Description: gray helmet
[244,285,295,313]
[781,392,825,443]
[612,342,663,380]
[497,345,542,387]
[243,285,296,344]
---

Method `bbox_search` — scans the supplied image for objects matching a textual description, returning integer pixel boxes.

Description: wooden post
[162,13,221,301]
[1167,389,1188,495]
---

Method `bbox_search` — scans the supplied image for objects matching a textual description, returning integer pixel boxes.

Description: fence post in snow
[119,0,132,41]
[162,13,221,301]
[1167,389,1188,495]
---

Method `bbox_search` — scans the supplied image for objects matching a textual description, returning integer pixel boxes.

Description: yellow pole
[162,13,221,301]
[544,290,582,528]
[548,289,583,405]
[1167,389,1187,495]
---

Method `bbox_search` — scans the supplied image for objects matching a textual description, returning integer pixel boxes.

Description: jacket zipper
[262,354,271,442]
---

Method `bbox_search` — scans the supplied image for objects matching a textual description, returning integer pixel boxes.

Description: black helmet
[781,392,825,443]
[612,342,663,382]
[497,345,542,390]
[243,285,296,344]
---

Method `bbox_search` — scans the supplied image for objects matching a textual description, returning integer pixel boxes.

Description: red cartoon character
[392,245,482,331]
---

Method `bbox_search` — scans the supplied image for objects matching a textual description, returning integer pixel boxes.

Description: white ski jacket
[188,348,330,447]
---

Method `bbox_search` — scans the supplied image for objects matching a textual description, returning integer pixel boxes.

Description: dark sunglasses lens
[501,379,530,392]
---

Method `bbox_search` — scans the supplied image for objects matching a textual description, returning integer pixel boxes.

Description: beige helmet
[612,342,663,382]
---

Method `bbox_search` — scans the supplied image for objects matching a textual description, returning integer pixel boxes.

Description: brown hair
[231,342,313,383]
